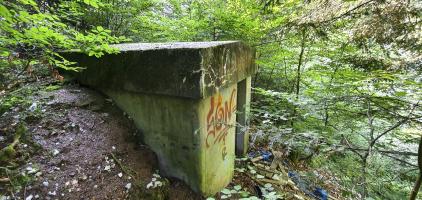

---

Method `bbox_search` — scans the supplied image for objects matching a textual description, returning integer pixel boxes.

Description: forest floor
[0,78,201,199]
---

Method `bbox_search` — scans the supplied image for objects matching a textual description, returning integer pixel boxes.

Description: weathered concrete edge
[62,41,256,100]
[199,41,257,99]
[61,48,204,99]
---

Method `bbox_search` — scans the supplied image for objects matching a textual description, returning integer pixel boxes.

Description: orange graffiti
[206,88,237,158]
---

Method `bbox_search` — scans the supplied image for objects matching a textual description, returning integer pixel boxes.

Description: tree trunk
[324,100,329,126]
[410,136,422,200]
[291,28,307,127]
[295,28,306,99]
[361,157,368,199]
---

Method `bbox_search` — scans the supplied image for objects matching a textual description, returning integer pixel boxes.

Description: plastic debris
[244,148,330,200]
[313,188,328,200]
[249,150,272,162]
[289,171,329,200]
[288,171,313,195]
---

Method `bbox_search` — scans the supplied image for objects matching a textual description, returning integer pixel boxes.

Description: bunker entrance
[235,77,251,156]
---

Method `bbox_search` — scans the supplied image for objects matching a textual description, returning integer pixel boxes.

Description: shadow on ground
[0,80,202,200]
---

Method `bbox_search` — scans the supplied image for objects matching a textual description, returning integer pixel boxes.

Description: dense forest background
[1,0,421,199]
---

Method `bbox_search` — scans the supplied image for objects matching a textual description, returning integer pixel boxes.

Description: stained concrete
[63,41,255,196]
[63,41,255,99]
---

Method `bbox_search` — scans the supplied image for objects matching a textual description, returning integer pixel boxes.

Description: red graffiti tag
[206,89,237,158]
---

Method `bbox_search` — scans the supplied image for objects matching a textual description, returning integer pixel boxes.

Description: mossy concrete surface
[63,41,255,99]
[64,41,255,196]
[197,84,237,195]
[106,84,237,195]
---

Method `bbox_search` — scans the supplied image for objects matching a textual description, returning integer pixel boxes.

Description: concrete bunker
[64,41,256,195]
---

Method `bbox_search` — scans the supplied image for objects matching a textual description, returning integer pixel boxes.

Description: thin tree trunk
[266,67,275,88]
[324,101,329,126]
[361,101,374,199]
[295,28,306,99]
[410,136,422,200]
[212,18,217,41]
[291,28,307,127]
[361,158,368,199]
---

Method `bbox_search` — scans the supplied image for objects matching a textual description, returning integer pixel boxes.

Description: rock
[52,149,59,156]
[42,181,49,187]
[25,194,33,200]
[29,102,37,112]
[26,166,38,174]
[118,173,123,178]
[125,183,131,190]
[48,191,56,196]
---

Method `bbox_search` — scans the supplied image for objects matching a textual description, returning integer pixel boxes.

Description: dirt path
[0,81,201,200]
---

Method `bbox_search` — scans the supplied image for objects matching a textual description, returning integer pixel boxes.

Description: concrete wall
[198,84,237,195]
[104,84,237,195]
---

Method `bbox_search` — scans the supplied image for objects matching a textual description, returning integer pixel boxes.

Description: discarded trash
[288,171,312,195]
[289,171,329,200]
[313,188,328,200]
[249,150,272,162]
[244,148,329,200]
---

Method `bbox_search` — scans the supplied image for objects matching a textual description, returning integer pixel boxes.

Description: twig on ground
[109,152,138,182]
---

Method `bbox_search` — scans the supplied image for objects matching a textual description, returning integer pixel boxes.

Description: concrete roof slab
[64,41,256,99]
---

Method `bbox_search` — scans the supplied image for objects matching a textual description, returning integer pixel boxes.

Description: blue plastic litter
[313,188,328,200]
[261,151,272,161]
[288,171,312,195]
[289,171,328,200]
[248,150,272,161]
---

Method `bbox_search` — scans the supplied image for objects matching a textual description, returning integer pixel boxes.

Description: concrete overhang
[63,41,256,99]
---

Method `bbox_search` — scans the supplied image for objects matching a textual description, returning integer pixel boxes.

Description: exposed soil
[0,80,202,200]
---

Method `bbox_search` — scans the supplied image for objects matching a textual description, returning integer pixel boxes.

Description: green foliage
[129,0,266,44]
[0,0,421,199]
[0,166,33,192]
[0,123,27,162]
[0,87,33,115]
[44,84,61,92]
[246,0,422,199]
[0,0,128,75]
